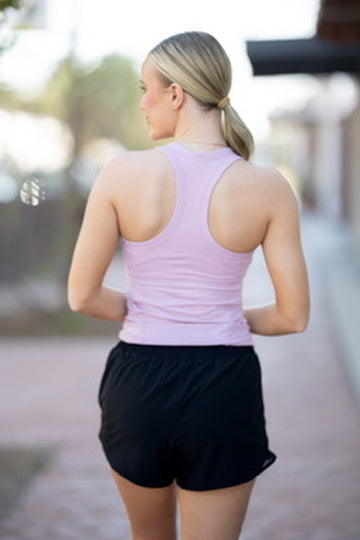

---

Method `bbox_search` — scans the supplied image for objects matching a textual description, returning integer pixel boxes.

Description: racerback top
[119,142,254,346]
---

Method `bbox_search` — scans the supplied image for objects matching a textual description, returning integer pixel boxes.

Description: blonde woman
[68,31,310,540]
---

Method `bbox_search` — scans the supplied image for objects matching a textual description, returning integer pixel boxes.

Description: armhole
[122,147,186,249]
[201,157,254,260]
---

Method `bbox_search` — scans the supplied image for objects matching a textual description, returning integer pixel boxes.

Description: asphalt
[0,211,359,540]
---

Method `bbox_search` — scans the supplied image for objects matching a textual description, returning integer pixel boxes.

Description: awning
[245,37,360,76]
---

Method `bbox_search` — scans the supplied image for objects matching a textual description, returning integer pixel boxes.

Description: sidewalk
[0,212,360,540]
[303,213,360,408]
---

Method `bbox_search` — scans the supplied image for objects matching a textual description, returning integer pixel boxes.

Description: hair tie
[217,96,230,110]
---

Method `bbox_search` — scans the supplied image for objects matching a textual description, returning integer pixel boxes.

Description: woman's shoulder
[92,148,170,199]
[94,148,166,186]
[227,160,299,219]
[231,159,295,195]
[105,147,166,171]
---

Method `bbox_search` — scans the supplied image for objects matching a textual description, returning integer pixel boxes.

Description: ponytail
[222,104,254,160]
[149,31,254,160]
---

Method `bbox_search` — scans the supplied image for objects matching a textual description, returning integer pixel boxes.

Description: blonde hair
[148,31,254,160]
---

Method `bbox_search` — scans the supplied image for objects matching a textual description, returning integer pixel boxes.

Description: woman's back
[113,142,286,346]
[111,144,275,253]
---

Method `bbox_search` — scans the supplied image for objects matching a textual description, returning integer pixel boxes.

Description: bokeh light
[19,176,46,206]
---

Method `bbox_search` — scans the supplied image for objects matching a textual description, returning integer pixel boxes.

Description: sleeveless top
[119,142,254,346]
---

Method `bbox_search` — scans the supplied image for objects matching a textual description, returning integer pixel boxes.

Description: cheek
[141,91,157,110]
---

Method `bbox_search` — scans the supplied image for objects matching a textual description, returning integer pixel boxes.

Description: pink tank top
[119,142,254,346]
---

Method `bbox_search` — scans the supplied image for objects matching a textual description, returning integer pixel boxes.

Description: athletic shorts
[98,340,276,491]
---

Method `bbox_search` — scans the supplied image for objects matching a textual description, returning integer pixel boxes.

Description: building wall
[343,77,360,259]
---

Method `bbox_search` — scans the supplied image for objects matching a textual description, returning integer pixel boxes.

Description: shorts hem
[99,439,175,489]
[99,435,276,491]
[176,453,277,491]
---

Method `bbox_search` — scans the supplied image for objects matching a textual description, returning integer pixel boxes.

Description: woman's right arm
[67,158,127,321]
[244,171,310,335]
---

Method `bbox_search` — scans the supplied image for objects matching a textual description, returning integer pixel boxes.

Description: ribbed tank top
[119,142,254,346]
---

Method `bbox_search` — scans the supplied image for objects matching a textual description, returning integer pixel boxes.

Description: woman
[68,31,310,540]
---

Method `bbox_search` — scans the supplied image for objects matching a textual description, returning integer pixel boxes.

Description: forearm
[69,285,127,321]
[244,302,307,336]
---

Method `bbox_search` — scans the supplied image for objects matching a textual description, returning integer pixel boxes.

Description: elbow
[278,304,310,334]
[67,288,92,314]
[295,301,311,333]
[292,318,309,333]
[68,301,85,314]
[67,274,98,313]
[68,294,87,313]
[287,310,310,333]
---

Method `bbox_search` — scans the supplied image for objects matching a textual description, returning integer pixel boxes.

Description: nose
[139,94,146,111]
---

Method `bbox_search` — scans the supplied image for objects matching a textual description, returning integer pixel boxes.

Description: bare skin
[68,57,310,539]
[111,470,255,540]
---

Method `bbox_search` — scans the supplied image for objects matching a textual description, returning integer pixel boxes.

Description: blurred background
[1,1,360,538]
[0,0,359,337]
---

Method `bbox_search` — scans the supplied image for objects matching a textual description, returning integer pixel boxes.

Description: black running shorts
[98,340,276,491]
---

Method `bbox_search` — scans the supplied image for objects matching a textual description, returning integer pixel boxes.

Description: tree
[35,53,149,151]
[0,1,22,11]
[34,53,150,281]
[0,48,150,287]
[0,0,22,55]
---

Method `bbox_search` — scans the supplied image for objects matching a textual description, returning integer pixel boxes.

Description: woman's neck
[173,103,226,152]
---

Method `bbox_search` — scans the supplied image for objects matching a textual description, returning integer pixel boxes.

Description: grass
[0,446,56,527]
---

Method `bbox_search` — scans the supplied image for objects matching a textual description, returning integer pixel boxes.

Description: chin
[148,126,173,141]
[149,132,166,141]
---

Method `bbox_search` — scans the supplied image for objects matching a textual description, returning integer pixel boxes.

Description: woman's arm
[67,159,127,321]
[244,171,310,335]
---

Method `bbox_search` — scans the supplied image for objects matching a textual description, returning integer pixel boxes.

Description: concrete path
[0,212,360,539]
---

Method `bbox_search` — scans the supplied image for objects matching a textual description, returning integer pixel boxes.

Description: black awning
[245,37,360,76]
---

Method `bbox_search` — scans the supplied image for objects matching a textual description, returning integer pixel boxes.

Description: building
[246,0,360,260]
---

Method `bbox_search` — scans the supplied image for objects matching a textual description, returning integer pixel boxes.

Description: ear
[169,82,185,110]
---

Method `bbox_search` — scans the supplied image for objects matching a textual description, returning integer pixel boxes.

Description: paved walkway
[0,212,360,539]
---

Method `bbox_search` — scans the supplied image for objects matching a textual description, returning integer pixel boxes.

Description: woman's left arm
[67,159,127,321]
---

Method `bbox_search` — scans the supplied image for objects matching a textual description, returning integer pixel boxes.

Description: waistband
[119,319,253,347]
[115,340,255,362]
